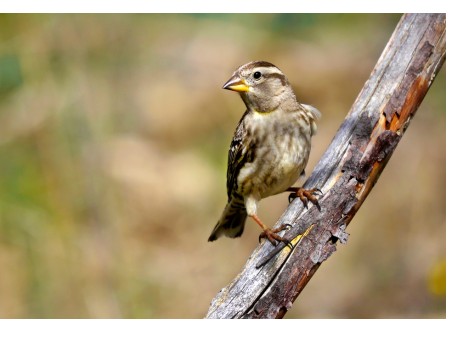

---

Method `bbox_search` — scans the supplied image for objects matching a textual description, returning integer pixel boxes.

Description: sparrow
[208,61,321,246]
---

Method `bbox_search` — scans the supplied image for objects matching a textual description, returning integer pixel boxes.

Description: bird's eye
[253,71,262,80]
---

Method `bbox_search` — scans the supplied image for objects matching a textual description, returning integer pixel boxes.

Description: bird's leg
[250,214,293,248]
[287,187,322,210]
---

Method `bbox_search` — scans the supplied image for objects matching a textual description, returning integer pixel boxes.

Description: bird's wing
[300,103,321,121]
[226,111,253,201]
[300,104,321,136]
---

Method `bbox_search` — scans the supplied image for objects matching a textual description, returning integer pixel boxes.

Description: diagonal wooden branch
[205,13,446,319]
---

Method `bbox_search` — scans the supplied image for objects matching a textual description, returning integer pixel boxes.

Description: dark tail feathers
[208,202,247,241]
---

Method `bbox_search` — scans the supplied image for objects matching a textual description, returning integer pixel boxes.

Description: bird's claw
[258,224,293,249]
[288,193,297,203]
[288,187,322,211]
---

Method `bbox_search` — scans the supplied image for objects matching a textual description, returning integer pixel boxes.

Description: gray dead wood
[206,13,446,319]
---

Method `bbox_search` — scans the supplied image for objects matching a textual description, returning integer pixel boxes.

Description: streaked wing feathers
[226,111,252,201]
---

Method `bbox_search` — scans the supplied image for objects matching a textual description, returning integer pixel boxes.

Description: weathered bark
[206,13,446,319]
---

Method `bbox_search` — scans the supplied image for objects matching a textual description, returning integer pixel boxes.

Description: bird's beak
[222,75,249,92]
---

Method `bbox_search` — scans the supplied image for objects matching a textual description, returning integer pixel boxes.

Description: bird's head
[222,61,296,113]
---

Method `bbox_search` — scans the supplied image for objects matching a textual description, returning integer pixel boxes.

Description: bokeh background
[0,14,445,318]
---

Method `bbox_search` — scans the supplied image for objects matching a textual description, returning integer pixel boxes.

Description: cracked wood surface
[205,13,446,319]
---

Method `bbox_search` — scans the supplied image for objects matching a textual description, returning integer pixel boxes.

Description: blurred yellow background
[0,14,445,318]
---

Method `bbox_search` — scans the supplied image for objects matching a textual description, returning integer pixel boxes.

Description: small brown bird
[208,61,321,246]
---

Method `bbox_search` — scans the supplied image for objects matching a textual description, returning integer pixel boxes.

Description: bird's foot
[258,224,293,249]
[288,187,322,211]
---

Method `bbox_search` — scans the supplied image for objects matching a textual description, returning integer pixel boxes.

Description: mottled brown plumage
[208,61,321,245]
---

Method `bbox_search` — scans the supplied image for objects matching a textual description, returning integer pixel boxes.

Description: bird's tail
[208,201,247,241]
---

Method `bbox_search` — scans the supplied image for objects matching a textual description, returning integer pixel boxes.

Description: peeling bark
[206,13,446,319]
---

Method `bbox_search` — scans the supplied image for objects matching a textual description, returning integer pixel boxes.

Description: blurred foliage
[0,54,22,95]
[0,14,445,318]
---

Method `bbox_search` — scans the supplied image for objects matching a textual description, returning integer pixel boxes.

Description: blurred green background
[0,14,445,318]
